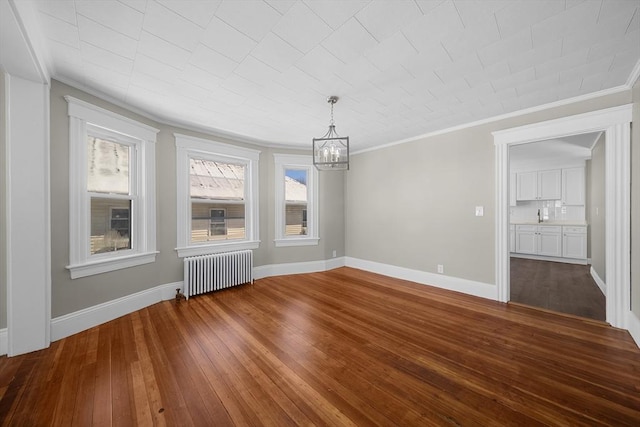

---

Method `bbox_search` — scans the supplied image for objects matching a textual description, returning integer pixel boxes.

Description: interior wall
[346,90,631,286]
[589,133,606,280]
[50,80,344,318]
[632,78,640,315]
[0,72,6,330]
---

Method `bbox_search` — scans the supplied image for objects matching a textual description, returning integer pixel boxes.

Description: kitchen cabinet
[515,225,537,254]
[515,225,562,257]
[562,167,585,206]
[510,224,515,252]
[563,226,587,259]
[516,169,561,201]
[537,225,562,257]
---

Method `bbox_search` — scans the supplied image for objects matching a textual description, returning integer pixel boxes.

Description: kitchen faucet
[537,209,542,223]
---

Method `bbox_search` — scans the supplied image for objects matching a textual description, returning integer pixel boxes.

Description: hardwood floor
[1,267,639,426]
[510,257,606,321]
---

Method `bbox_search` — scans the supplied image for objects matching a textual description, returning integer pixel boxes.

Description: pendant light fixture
[313,96,349,170]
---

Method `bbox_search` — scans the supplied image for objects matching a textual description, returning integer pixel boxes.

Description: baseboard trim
[344,257,496,300]
[590,266,606,296]
[253,257,345,280]
[626,310,640,348]
[50,281,182,342]
[49,257,348,343]
[0,328,7,356]
[510,253,588,265]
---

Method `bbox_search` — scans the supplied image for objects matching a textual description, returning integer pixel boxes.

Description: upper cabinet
[516,169,561,201]
[562,167,585,206]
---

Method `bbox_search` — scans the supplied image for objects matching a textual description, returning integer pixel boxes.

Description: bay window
[175,134,260,257]
[66,96,158,279]
[274,154,319,247]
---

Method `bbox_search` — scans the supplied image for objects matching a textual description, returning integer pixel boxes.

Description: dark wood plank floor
[510,257,606,321]
[1,267,638,426]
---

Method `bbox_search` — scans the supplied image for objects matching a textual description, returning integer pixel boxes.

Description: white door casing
[493,104,632,329]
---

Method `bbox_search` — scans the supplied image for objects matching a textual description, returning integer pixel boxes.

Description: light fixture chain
[330,100,334,126]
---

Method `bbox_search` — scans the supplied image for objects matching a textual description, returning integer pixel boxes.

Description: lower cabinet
[513,224,587,261]
[515,225,562,257]
[563,226,587,259]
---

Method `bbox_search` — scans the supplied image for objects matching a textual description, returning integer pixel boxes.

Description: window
[66,96,158,279]
[274,154,319,247]
[176,134,260,257]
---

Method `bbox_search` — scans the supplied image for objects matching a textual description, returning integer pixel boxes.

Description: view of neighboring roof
[285,176,307,203]
[190,159,245,200]
[87,137,130,195]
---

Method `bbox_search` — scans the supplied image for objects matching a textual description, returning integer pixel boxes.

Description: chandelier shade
[313,96,349,171]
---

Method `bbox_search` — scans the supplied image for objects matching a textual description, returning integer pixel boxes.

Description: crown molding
[353,82,632,155]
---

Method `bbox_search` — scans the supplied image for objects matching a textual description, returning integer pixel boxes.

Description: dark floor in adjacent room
[510,257,606,321]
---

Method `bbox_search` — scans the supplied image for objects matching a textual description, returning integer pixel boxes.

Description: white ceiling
[510,132,599,166]
[12,0,640,151]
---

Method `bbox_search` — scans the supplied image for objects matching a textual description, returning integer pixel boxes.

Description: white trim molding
[627,311,640,348]
[590,266,607,297]
[0,328,7,356]
[493,104,632,329]
[51,281,181,342]
[253,257,345,280]
[345,257,497,301]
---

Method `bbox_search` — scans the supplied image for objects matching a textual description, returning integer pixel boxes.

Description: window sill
[176,240,260,258]
[66,251,159,279]
[274,237,320,247]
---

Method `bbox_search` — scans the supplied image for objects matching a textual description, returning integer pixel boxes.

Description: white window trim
[175,133,260,257]
[273,154,319,247]
[65,96,159,279]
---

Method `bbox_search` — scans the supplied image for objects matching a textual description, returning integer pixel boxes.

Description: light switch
[475,206,484,217]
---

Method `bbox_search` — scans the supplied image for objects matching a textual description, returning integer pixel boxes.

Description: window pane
[190,158,244,200]
[191,202,245,242]
[285,169,308,236]
[87,136,130,194]
[286,203,308,236]
[90,198,131,254]
[285,169,307,201]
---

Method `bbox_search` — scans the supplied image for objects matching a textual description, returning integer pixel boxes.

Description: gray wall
[0,72,6,329]
[345,91,631,287]
[50,80,344,318]
[589,133,606,280]
[632,79,640,315]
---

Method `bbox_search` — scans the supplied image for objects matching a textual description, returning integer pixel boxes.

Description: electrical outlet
[437,264,444,274]
[475,206,484,217]
[332,250,337,258]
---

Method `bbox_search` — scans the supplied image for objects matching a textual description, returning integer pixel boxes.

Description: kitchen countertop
[510,220,588,226]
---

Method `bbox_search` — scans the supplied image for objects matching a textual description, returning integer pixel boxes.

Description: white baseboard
[0,328,7,356]
[253,257,345,280]
[510,253,588,265]
[50,281,182,342]
[626,310,640,348]
[49,257,349,343]
[344,257,497,301]
[590,266,606,296]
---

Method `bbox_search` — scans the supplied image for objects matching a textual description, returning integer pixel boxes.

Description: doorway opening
[493,104,632,329]
[508,133,605,321]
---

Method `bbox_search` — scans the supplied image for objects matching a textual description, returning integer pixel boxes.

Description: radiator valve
[175,288,186,302]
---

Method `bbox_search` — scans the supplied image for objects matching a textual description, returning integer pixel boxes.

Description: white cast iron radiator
[183,250,253,298]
